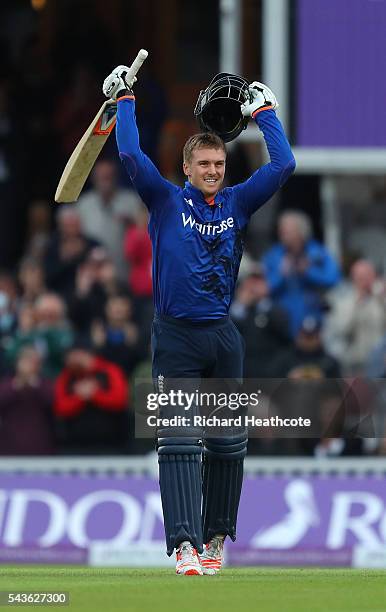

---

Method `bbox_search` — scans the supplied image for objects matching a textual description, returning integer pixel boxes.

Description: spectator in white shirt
[324,259,386,375]
[77,159,142,281]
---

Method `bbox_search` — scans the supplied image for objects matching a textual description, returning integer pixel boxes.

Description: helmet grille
[194,73,250,143]
[201,99,243,139]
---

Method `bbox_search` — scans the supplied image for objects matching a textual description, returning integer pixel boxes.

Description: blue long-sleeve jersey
[116,97,296,321]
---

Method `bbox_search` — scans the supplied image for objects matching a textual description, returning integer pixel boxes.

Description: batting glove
[241,81,279,118]
[102,65,137,101]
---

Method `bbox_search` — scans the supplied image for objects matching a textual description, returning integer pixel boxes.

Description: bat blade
[55,101,117,203]
[54,48,148,204]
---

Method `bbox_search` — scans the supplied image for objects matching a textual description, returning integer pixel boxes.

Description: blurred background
[0,0,385,569]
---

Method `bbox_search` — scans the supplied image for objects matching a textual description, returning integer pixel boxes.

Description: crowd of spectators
[0,156,153,455]
[0,4,385,457]
[235,210,386,457]
[0,170,385,457]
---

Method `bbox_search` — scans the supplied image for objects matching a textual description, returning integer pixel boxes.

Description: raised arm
[232,82,296,222]
[103,65,177,210]
[116,97,177,208]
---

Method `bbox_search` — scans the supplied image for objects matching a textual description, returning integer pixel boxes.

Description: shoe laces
[177,541,197,561]
[206,535,225,558]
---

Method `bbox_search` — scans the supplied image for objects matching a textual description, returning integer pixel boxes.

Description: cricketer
[102,66,295,575]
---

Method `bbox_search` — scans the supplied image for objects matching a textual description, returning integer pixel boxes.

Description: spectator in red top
[124,205,153,333]
[54,340,129,454]
[124,205,152,297]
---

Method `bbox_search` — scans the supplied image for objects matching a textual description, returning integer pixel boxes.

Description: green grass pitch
[1,567,386,612]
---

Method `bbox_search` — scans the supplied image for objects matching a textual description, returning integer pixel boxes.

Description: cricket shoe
[176,541,203,576]
[199,535,225,575]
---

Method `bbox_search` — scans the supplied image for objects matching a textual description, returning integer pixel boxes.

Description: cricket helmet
[194,73,250,143]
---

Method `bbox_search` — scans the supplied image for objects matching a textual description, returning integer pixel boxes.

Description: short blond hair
[183,132,226,164]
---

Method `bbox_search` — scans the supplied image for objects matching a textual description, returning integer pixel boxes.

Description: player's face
[183,147,226,199]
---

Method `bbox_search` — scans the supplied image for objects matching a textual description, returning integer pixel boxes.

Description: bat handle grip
[125,49,149,84]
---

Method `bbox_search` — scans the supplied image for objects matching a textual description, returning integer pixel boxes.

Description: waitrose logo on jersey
[181,212,234,236]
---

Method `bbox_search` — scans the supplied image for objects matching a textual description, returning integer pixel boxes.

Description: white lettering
[181,213,196,228]
[158,393,169,406]
[184,393,195,411]
[181,213,234,235]
[327,492,383,549]
[249,393,259,406]
[3,490,67,547]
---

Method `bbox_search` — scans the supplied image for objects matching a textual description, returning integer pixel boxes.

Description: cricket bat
[55,49,149,203]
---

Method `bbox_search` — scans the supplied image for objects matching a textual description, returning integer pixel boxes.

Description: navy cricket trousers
[151,314,245,380]
[152,314,247,555]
